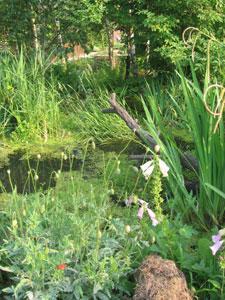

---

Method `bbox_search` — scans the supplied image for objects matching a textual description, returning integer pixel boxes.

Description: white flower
[140,158,169,179]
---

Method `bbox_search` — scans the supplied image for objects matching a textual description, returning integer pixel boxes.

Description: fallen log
[102,93,198,172]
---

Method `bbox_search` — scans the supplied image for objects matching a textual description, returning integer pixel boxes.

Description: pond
[0,150,84,194]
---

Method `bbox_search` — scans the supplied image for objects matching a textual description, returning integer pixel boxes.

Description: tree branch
[103,93,198,172]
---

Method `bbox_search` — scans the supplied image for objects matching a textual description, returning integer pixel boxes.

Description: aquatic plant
[142,64,225,227]
[0,51,62,142]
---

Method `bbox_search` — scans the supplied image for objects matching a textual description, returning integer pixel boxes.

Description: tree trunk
[31,17,39,51]
[105,19,115,69]
[55,19,67,64]
[130,32,138,77]
[125,29,138,79]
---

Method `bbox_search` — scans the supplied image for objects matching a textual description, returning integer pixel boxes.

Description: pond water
[0,140,144,195]
[0,150,86,194]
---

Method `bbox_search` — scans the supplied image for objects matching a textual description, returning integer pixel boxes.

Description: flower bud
[34,174,39,181]
[41,205,45,213]
[108,188,114,195]
[154,145,160,153]
[125,225,131,234]
[133,195,138,204]
[91,140,96,150]
[12,219,18,229]
[219,228,225,237]
[132,166,139,173]
[97,230,102,239]
[115,168,121,175]
[37,154,41,160]
[7,169,11,175]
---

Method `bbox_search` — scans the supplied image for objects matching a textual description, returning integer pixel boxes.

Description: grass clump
[0,51,63,143]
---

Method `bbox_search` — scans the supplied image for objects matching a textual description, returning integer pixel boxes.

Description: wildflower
[210,228,225,255]
[137,205,144,219]
[210,240,224,255]
[124,195,138,206]
[63,154,67,160]
[140,158,169,179]
[138,199,159,226]
[7,169,11,175]
[56,263,67,270]
[125,196,134,207]
[37,154,41,160]
[126,196,159,226]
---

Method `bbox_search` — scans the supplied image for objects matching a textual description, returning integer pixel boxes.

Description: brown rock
[133,255,193,300]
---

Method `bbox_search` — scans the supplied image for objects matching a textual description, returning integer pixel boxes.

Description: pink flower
[212,233,221,243]
[125,197,134,207]
[137,206,144,220]
[210,240,224,256]
[138,199,159,226]
[210,229,225,255]
[147,208,159,226]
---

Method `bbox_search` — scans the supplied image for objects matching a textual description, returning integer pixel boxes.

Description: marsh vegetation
[0,1,225,299]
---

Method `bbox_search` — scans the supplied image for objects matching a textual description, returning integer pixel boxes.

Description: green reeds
[142,65,225,228]
[0,50,61,142]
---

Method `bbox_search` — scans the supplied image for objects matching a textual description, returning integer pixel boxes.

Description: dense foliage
[1,0,225,74]
[0,1,224,299]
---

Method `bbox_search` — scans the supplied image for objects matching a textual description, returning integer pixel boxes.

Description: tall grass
[0,51,61,142]
[142,65,225,228]
[71,92,135,145]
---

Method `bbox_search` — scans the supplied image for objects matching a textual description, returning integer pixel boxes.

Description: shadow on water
[0,140,144,194]
[0,150,84,193]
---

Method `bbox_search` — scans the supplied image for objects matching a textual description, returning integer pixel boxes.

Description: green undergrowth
[0,160,222,299]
